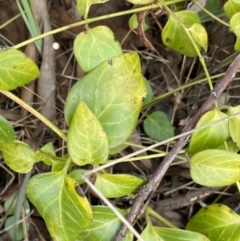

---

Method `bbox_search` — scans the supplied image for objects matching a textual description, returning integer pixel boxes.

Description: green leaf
[0,115,15,150]
[78,206,132,241]
[2,140,35,173]
[0,48,39,90]
[140,223,209,241]
[188,109,229,155]
[143,111,174,142]
[161,10,202,57]
[234,36,240,51]
[64,53,146,148]
[67,101,109,166]
[187,204,240,241]
[4,216,28,241]
[4,191,30,215]
[230,12,240,35]
[224,0,240,19]
[190,149,240,187]
[129,13,149,31]
[143,77,153,105]
[94,174,145,198]
[217,139,239,153]
[68,169,86,185]
[228,105,240,148]
[76,0,109,18]
[74,26,122,72]
[189,23,208,52]
[27,172,92,241]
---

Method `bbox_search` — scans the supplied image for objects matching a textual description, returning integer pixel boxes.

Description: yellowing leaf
[95,174,145,198]
[0,48,39,90]
[2,140,35,173]
[189,23,208,52]
[161,10,201,57]
[190,149,240,187]
[187,204,240,241]
[188,109,229,155]
[65,53,146,148]
[74,26,122,72]
[27,172,92,241]
[67,101,109,166]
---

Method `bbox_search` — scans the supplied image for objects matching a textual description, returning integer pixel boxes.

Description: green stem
[13,0,184,49]
[0,90,67,141]
[146,206,178,228]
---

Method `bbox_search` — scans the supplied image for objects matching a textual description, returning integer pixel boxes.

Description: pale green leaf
[143,77,153,105]
[126,0,154,4]
[187,204,240,241]
[140,223,209,241]
[224,0,240,19]
[77,206,132,241]
[230,12,240,36]
[76,0,109,17]
[0,115,15,150]
[161,10,201,57]
[64,53,146,148]
[190,149,240,187]
[189,23,208,52]
[143,111,174,142]
[2,140,35,173]
[188,109,229,155]
[95,174,145,198]
[67,101,109,166]
[228,105,240,148]
[0,48,39,90]
[27,173,92,241]
[74,26,122,72]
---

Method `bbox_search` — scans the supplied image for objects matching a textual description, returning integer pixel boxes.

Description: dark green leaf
[143,111,174,142]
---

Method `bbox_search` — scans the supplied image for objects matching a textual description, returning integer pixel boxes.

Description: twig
[114,54,240,241]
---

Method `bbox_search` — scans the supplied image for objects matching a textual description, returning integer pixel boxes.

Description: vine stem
[114,53,240,241]
[13,0,184,49]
